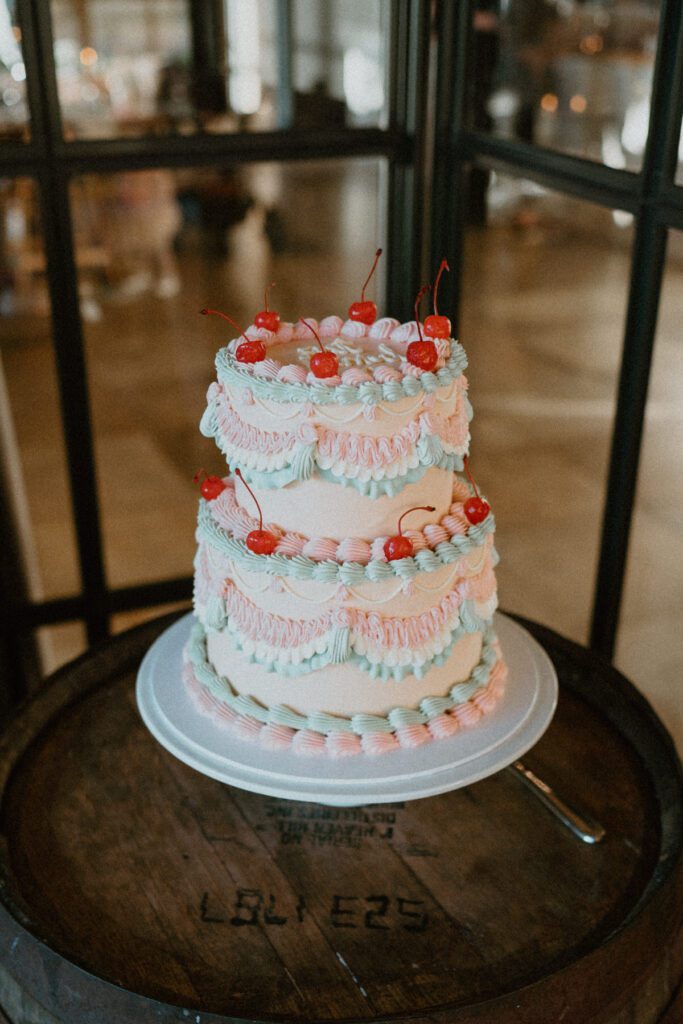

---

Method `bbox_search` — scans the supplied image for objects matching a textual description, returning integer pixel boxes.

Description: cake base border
[136,612,557,806]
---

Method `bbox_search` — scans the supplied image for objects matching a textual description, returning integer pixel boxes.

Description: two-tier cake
[185,270,506,758]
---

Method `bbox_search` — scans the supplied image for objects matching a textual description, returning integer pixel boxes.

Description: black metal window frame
[1,0,430,685]
[431,0,683,662]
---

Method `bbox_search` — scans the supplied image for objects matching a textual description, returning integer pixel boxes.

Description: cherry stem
[201,308,251,346]
[299,318,325,353]
[397,505,436,536]
[433,259,450,316]
[264,281,275,312]
[235,468,264,532]
[463,456,480,499]
[360,248,383,301]
[192,468,206,484]
[413,285,430,342]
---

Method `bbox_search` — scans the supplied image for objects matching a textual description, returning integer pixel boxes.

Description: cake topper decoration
[406,285,439,371]
[424,258,451,339]
[193,468,226,501]
[463,456,491,524]
[299,318,340,379]
[384,505,436,561]
[235,468,279,553]
[348,248,382,325]
[254,282,280,332]
[201,308,266,364]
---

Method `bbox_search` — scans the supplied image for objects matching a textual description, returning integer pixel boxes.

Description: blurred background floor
[1,158,681,747]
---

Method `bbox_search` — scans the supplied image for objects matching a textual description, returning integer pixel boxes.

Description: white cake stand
[136,612,558,806]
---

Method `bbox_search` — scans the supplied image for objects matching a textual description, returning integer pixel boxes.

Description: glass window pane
[0,2,30,140]
[50,0,387,140]
[469,0,659,169]
[460,170,633,645]
[617,233,683,750]
[0,177,83,655]
[71,157,385,588]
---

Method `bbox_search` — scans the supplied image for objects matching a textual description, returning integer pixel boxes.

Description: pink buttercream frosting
[184,652,507,758]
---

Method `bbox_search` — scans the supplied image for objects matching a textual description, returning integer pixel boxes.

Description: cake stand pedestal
[135,612,558,806]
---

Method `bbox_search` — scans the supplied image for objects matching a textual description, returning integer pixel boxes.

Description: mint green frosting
[196,498,495,583]
[215,343,468,407]
[186,619,498,734]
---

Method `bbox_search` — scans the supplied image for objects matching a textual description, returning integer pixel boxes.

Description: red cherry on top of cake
[235,468,278,554]
[193,468,226,501]
[348,248,382,324]
[462,456,490,525]
[201,307,266,364]
[299,318,339,378]
[254,281,280,332]
[407,285,438,372]
[384,505,436,561]
[424,258,451,339]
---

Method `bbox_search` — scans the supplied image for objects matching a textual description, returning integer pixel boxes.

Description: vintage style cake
[185,258,507,757]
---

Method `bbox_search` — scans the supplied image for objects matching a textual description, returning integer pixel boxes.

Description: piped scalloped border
[196,498,496,584]
[216,342,468,407]
[185,619,504,739]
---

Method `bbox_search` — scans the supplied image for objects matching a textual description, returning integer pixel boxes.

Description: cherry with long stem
[300,319,339,379]
[193,467,226,501]
[348,248,382,324]
[255,282,280,332]
[235,469,278,554]
[200,308,266,364]
[425,259,451,339]
[384,505,436,561]
[462,456,490,525]
[406,285,438,371]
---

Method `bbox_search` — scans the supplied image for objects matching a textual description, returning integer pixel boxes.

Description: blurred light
[621,97,649,156]
[12,25,20,41]
[613,210,634,229]
[579,34,604,55]
[2,85,20,105]
[10,60,24,81]
[601,129,626,169]
[343,48,384,116]
[80,46,98,67]
[487,87,519,119]
[0,1,22,68]
[227,0,261,115]
[54,38,79,67]
[569,94,587,114]
[80,82,100,102]
[540,93,558,113]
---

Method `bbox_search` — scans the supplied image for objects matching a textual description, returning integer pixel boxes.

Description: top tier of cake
[199,315,472,534]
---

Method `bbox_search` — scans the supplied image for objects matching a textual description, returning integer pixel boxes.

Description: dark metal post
[275,0,295,130]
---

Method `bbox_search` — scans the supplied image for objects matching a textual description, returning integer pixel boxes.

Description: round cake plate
[136,612,558,806]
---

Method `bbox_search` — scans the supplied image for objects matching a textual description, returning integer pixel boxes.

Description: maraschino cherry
[254,282,280,332]
[424,259,451,339]
[200,308,266,364]
[193,468,226,501]
[235,469,278,554]
[406,286,438,371]
[462,456,490,524]
[348,248,382,324]
[384,505,436,561]
[299,319,339,379]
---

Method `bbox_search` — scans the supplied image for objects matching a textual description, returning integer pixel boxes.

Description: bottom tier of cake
[183,622,507,757]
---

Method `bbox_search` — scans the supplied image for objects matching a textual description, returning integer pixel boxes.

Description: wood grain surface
[0,612,681,1024]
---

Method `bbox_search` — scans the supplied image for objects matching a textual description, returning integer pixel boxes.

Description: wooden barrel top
[0,612,681,1024]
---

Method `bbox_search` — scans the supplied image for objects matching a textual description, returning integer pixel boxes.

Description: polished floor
[1,161,681,749]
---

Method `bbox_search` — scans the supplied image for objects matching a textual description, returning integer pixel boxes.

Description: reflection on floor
[1,161,681,750]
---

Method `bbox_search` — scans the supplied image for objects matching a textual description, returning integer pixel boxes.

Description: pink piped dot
[361,732,400,755]
[428,713,460,739]
[373,365,402,384]
[396,724,431,748]
[326,732,362,758]
[424,523,450,547]
[232,714,263,740]
[259,723,296,750]
[291,729,326,756]
[443,512,468,536]
[451,703,482,728]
